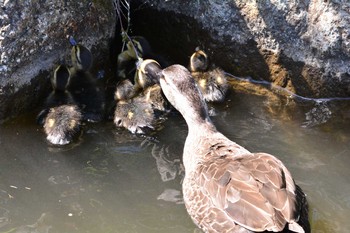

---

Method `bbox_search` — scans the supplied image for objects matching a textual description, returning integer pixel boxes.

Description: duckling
[69,36,93,72]
[114,78,137,101]
[136,59,161,90]
[117,36,169,79]
[114,79,159,134]
[68,39,105,122]
[44,104,82,145]
[37,65,83,145]
[159,64,310,233]
[36,65,76,125]
[117,36,152,79]
[136,59,169,113]
[189,48,229,103]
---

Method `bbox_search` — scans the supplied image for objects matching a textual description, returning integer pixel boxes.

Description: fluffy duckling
[189,48,229,102]
[69,36,93,72]
[68,39,105,122]
[117,36,152,79]
[114,79,158,134]
[117,36,169,80]
[37,65,76,125]
[136,59,161,89]
[159,64,310,233]
[136,59,169,113]
[44,105,82,145]
[37,65,83,145]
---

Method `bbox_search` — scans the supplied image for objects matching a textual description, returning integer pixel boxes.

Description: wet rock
[0,0,116,123]
[131,0,350,98]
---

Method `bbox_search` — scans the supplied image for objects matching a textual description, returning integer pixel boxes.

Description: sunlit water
[0,85,349,233]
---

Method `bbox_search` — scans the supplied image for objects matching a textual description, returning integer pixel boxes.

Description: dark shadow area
[129,3,271,82]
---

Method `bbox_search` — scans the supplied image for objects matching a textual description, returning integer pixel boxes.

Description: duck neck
[175,94,216,137]
[183,114,217,174]
[186,115,216,136]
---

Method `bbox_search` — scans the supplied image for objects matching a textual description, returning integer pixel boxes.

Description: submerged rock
[131,0,350,98]
[0,0,116,123]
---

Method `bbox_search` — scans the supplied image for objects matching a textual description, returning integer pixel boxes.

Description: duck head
[190,48,209,72]
[51,65,71,92]
[160,64,210,124]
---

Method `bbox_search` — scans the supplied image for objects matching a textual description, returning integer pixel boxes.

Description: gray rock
[131,0,350,98]
[0,0,116,123]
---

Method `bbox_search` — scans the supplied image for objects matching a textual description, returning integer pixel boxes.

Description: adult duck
[159,64,310,233]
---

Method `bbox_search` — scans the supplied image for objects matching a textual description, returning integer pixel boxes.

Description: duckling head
[114,79,136,101]
[126,36,152,59]
[51,65,71,92]
[160,64,210,123]
[71,44,93,72]
[136,59,162,89]
[190,48,209,72]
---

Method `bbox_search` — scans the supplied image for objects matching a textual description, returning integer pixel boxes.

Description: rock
[0,0,116,123]
[130,0,350,98]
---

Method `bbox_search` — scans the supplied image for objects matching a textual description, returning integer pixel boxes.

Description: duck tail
[293,185,311,233]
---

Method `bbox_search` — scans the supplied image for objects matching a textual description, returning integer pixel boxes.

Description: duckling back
[114,97,156,134]
[114,79,162,134]
[192,67,229,103]
[189,49,229,103]
[44,105,82,145]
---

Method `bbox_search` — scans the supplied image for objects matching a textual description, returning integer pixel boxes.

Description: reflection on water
[0,86,350,232]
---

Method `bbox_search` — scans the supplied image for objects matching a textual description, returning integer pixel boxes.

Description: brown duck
[159,64,310,233]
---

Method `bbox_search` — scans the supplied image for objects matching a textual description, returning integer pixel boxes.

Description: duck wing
[196,150,303,232]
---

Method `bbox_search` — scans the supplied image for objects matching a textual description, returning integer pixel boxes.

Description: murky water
[0,82,349,232]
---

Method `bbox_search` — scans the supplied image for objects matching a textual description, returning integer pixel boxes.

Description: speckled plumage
[114,79,159,134]
[159,64,310,233]
[39,65,83,145]
[44,105,82,145]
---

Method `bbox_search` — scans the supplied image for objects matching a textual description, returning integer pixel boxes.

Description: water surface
[0,85,349,233]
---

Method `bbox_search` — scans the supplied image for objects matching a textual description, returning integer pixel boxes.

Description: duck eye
[160,75,167,83]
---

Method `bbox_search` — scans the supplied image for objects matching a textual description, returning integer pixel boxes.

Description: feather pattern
[159,64,310,233]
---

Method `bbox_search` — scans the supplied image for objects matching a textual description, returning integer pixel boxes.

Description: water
[0,83,349,232]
